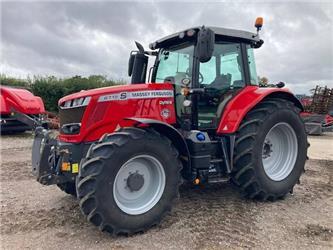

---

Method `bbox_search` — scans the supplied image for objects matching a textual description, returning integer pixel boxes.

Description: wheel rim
[113,155,166,215]
[262,122,298,181]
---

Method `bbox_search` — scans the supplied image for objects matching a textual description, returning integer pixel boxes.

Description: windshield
[154,44,194,85]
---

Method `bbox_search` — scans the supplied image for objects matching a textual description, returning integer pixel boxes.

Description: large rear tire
[232,98,307,200]
[76,127,182,235]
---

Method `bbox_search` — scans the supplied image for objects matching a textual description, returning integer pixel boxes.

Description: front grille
[59,107,86,127]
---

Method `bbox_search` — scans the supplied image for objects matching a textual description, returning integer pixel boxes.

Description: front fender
[217,86,303,134]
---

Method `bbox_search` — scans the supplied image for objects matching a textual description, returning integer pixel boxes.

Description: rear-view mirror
[197,27,215,63]
[128,54,135,76]
[131,53,148,84]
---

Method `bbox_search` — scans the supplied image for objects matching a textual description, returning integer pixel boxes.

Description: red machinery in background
[299,86,333,135]
[0,86,46,133]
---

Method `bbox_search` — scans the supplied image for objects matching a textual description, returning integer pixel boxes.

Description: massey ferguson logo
[161,109,170,119]
[98,90,174,102]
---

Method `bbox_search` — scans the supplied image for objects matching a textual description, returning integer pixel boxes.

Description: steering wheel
[186,68,204,84]
[199,86,231,107]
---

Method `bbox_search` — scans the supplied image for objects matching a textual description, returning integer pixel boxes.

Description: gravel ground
[0,132,332,249]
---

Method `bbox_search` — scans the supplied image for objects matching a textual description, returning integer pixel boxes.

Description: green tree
[0,74,31,88]
[1,74,123,112]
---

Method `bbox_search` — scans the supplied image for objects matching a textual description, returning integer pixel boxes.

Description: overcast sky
[1,1,332,94]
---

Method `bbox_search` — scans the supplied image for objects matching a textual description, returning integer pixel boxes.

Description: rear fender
[125,118,192,179]
[217,86,303,134]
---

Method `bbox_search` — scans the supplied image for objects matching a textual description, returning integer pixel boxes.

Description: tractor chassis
[31,126,237,186]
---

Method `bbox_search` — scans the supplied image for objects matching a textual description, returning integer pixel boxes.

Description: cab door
[154,44,195,126]
[197,43,246,129]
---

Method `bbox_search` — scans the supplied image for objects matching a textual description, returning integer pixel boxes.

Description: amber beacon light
[255,17,264,31]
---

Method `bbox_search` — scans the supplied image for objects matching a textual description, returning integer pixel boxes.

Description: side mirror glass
[128,54,135,76]
[197,27,215,63]
[131,53,148,84]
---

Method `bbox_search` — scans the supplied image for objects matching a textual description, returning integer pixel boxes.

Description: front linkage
[31,127,90,186]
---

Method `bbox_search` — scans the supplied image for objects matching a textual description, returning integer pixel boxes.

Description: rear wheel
[76,127,182,235]
[232,98,307,200]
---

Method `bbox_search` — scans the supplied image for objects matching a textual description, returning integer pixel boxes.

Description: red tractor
[32,18,308,235]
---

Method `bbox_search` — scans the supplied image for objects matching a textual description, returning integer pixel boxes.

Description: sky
[1,1,332,94]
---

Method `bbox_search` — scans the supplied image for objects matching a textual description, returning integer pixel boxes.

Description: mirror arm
[144,51,158,56]
[189,88,205,94]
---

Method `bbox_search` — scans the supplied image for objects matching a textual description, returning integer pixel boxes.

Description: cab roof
[149,26,263,50]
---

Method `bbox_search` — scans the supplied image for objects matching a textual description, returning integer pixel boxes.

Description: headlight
[61,96,91,109]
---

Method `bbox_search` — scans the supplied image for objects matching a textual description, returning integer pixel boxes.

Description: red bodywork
[0,86,45,115]
[58,83,299,143]
[59,83,176,143]
[217,86,297,133]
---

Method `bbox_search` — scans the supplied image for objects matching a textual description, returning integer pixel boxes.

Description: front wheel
[76,127,182,235]
[232,98,308,200]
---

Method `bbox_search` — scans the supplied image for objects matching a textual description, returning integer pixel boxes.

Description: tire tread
[232,98,307,201]
[77,127,182,235]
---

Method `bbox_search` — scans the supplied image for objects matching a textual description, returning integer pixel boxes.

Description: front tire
[76,127,182,235]
[232,98,307,200]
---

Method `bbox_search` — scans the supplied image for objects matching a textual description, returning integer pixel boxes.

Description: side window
[220,44,244,88]
[247,46,258,85]
[199,43,245,89]
[199,56,216,84]
[155,45,194,85]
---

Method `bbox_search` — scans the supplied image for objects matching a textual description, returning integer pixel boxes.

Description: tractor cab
[129,22,264,131]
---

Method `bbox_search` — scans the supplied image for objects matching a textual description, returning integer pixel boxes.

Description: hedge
[1,74,124,112]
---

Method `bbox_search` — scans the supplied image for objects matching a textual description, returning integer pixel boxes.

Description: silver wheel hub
[126,172,144,191]
[113,155,166,215]
[262,122,298,181]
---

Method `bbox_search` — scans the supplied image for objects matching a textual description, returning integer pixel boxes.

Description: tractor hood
[58,83,172,105]
[58,82,176,143]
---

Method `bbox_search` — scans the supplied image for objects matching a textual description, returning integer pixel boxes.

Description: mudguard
[217,86,303,134]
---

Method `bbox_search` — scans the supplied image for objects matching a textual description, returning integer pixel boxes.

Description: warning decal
[98,90,174,102]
